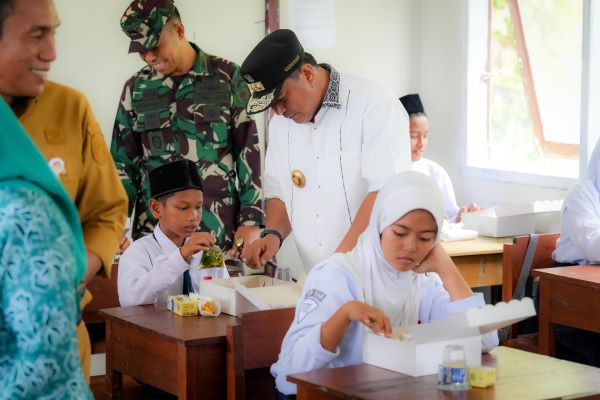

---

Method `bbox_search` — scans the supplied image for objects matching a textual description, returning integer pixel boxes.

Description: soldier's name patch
[193,80,229,104]
[134,96,170,113]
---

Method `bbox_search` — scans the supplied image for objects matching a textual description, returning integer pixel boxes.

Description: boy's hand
[118,235,130,254]
[180,232,216,262]
[343,300,392,338]
[414,242,453,274]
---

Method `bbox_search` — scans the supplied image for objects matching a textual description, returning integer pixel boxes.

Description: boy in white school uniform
[118,160,228,307]
[400,94,480,222]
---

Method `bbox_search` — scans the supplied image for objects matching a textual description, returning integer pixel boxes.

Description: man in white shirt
[240,29,411,272]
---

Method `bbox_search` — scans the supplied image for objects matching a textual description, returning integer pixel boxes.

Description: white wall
[416,0,567,206]
[50,0,266,145]
[280,0,414,94]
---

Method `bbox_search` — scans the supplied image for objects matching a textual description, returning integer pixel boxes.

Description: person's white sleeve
[437,165,461,222]
[117,242,190,306]
[263,117,285,200]
[272,263,357,394]
[360,87,412,192]
[419,278,499,352]
[563,189,600,263]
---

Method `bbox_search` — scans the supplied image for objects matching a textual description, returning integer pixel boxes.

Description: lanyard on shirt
[152,232,194,295]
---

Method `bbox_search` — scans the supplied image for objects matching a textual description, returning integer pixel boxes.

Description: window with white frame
[464,0,600,188]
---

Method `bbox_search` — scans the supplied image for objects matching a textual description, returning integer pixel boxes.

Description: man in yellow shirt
[0,0,128,381]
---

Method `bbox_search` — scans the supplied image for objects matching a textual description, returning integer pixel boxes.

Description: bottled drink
[438,344,470,391]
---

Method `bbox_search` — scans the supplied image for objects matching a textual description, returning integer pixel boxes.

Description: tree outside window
[466,0,583,182]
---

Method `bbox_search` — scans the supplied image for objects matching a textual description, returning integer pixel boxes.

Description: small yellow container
[167,295,199,317]
[468,366,496,388]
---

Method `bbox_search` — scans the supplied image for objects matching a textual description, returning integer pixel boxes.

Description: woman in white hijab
[271,171,498,398]
[553,139,600,264]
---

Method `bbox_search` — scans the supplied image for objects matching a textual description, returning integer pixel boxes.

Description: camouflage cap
[120,0,176,54]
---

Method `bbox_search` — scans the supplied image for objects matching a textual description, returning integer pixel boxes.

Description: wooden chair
[83,263,120,354]
[226,307,295,400]
[501,233,560,352]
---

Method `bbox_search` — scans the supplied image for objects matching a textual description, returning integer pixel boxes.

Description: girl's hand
[413,242,453,274]
[343,300,392,337]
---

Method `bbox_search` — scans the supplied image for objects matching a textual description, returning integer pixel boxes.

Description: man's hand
[180,232,216,262]
[243,235,280,269]
[343,300,392,337]
[230,225,260,258]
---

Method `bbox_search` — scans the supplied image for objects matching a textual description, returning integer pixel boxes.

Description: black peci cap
[241,29,305,115]
[149,160,203,199]
[399,94,426,116]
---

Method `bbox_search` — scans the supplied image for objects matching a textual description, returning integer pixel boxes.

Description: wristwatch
[260,229,283,248]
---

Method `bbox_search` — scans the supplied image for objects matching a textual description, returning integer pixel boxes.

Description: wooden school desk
[288,346,600,400]
[441,236,512,288]
[534,265,600,356]
[100,306,238,400]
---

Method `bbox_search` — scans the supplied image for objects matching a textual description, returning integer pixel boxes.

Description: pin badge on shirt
[48,157,66,177]
[291,169,306,188]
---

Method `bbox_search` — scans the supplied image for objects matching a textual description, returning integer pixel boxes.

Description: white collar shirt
[412,158,460,222]
[553,179,600,264]
[264,67,412,271]
[117,223,228,307]
[271,262,497,395]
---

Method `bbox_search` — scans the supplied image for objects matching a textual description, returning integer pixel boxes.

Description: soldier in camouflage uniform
[112,0,263,254]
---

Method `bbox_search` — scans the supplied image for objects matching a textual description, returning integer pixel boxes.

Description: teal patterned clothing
[0,184,92,400]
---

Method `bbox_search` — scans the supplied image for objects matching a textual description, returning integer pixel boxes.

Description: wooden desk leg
[538,278,556,356]
[177,342,226,400]
[105,321,123,400]
[177,342,189,400]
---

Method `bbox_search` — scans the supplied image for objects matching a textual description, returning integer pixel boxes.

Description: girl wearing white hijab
[553,138,600,264]
[271,171,498,398]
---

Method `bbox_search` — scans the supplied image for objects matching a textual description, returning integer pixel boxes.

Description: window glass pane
[521,0,582,145]
[482,0,582,178]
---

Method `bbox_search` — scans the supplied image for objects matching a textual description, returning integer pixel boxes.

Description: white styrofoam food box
[462,204,535,237]
[533,200,563,234]
[199,276,302,316]
[363,298,536,376]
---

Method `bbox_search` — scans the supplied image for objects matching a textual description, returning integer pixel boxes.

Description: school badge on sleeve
[291,169,306,188]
